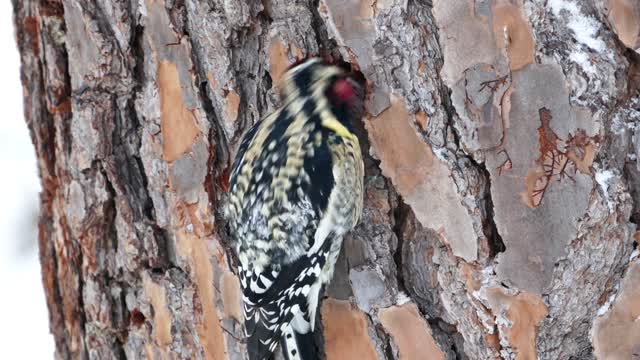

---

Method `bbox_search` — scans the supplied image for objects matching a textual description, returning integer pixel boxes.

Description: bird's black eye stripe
[292,63,319,97]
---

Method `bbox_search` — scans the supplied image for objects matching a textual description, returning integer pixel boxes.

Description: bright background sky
[1,2,55,358]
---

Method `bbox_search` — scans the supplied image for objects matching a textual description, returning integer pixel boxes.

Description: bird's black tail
[280,324,318,360]
[245,301,280,360]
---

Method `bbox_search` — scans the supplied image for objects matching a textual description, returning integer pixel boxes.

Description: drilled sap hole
[129,308,146,329]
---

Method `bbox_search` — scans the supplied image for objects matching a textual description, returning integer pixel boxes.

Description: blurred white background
[1,2,55,358]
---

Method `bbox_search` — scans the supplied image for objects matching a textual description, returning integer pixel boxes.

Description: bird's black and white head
[280,58,365,130]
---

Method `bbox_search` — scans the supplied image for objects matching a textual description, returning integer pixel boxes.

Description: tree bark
[12,0,640,359]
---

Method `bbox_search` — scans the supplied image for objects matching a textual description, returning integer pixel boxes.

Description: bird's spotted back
[227,58,362,269]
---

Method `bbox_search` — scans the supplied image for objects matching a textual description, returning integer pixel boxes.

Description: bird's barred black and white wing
[229,109,338,360]
[239,233,336,360]
[226,58,364,360]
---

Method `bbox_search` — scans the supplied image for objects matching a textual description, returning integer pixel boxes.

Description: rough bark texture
[12,0,640,359]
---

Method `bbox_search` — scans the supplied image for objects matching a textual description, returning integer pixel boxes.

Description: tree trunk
[12,0,640,359]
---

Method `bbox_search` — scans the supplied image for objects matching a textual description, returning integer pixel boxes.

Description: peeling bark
[12,0,640,359]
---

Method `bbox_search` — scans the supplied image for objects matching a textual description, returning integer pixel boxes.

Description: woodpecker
[226,58,364,360]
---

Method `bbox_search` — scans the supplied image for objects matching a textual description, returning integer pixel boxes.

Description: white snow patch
[475,306,497,334]
[495,314,513,349]
[395,291,411,306]
[481,265,494,275]
[569,51,595,74]
[596,291,617,317]
[611,112,637,135]
[548,0,606,52]
[433,147,448,162]
[595,170,614,195]
[596,302,611,316]
[595,169,616,212]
